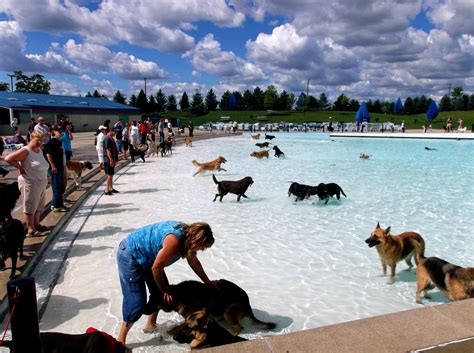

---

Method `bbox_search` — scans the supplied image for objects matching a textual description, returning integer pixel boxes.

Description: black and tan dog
[192,156,227,176]
[315,182,347,204]
[159,140,173,156]
[272,145,285,158]
[66,160,93,189]
[0,218,25,278]
[212,174,253,202]
[413,242,474,304]
[169,311,247,349]
[129,143,148,163]
[365,223,425,284]
[0,181,21,221]
[146,279,276,336]
[287,182,318,202]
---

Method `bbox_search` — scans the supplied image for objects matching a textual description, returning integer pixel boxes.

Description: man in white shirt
[34,116,50,157]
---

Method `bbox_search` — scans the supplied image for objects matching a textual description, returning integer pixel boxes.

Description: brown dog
[250,133,260,140]
[66,160,93,189]
[413,242,474,304]
[365,223,425,284]
[184,137,193,147]
[192,156,227,176]
[169,311,247,349]
[250,150,269,159]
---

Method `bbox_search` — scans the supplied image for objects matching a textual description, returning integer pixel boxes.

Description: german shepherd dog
[0,219,25,278]
[315,183,347,204]
[146,279,276,336]
[169,311,247,349]
[250,150,269,159]
[129,144,147,163]
[212,174,253,202]
[192,156,227,176]
[66,160,93,189]
[288,182,318,202]
[365,223,425,284]
[412,242,474,304]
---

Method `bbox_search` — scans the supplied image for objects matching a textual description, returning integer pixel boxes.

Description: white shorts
[18,175,48,214]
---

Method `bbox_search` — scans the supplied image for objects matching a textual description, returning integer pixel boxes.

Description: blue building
[0,92,141,134]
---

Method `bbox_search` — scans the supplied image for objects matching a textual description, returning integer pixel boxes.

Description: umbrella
[228,93,237,109]
[394,98,403,113]
[355,102,370,123]
[426,101,438,120]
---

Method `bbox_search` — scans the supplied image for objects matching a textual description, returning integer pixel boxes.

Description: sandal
[27,230,40,237]
[36,224,49,232]
[142,325,159,334]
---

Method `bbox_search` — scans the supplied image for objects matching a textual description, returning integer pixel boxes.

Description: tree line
[2,72,473,114]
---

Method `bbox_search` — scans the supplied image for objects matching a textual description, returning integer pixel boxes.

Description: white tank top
[21,146,49,181]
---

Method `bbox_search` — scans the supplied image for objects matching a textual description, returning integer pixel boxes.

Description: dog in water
[0,182,21,221]
[365,223,425,284]
[250,133,260,140]
[129,144,148,163]
[169,311,247,349]
[288,182,318,202]
[315,183,347,204]
[212,174,253,202]
[146,279,276,336]
[264,133,275,140]
[272,145,285,158]
[0,219,26,278]
[159,140,173,157]
[192,156,227,176]
[184,137,193,147]
[250,150,269,159]
[255,142,271,148]
[412,242,474,304]
[66,160,93,189]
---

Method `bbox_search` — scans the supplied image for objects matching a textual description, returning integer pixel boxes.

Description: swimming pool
[39,133,473,351]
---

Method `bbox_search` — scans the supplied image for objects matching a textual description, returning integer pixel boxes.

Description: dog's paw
[387,278,395,285]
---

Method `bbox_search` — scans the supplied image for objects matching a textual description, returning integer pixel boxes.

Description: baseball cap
[98,125,107,130]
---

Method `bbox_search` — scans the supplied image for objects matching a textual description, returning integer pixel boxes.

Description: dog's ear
[384,226,391,235]
[376,222,380,229]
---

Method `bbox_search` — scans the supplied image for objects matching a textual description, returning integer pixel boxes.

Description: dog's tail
[412,238,426,264]
[192,160,200,167]
[212,174,219,185]
[340,187,347,198]
[248,312,276,331]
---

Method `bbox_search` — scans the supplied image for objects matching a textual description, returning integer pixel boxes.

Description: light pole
[7,74,15,92]
[144,77,147,96]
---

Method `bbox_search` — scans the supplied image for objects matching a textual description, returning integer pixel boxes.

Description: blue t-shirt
[60,131,72,152]
[127,221,185,268]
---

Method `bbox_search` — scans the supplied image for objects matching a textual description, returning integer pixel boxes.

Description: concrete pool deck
[330,132,474,139]
[0,130,473,352]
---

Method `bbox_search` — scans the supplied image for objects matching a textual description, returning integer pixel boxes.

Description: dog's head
[82,161,93,170]
[217,156,227,164]
[315,183,329,199]
[243,177,254,186]
[250,152,257,157]
[365,222,391,248]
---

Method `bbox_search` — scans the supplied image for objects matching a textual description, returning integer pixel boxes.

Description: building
[0,92,141,135]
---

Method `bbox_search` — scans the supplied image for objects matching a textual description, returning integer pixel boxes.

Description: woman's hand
[163,292,174,305]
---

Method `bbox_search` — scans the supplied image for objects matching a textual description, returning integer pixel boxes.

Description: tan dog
[250,150,269,159]
[365,223,425,284]
[250,133,260,140]
[66,160,93,189]
[192,156,227,176]
[184,137,193,147]
[413,242,474,304]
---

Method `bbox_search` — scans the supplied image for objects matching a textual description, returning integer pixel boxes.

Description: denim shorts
[117,239,148,323]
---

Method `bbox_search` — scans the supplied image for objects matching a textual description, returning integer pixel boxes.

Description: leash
[0,286,19,347]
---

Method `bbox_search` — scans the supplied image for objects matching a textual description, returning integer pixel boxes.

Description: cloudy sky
[0,0,473,103]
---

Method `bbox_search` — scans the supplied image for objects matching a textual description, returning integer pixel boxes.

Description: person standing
[122,123,130,160]
[5,131,49,235]
[129,121,139,147]
[60,122,74,161]
[96,125,107,170]
[114,118,124,154]
[46,126,66,212]
[11,118,18,134]
[187,120,194,137]
[158,118,165,143]
[116,221,215,345]
[103,129,119,195]
[34,117,50,158]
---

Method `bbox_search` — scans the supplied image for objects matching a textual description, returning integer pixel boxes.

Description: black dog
[0,182,21,221]
[159,140,173,156]
[425,147,437,151]
[212,174,253,202]
[146,279,276,336]
[0,219,26,278]
[264,133,275,140]
[272,145,285,158]
[315,183,347,204]
[40,330,130,353]
[288,182,318,201]
[255,142,271,148]
[129,144,147,163]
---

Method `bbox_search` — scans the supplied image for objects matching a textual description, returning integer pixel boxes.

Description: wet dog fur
[146,279,276,336]
[365,223,425,284]
[315,183,347,204]
[0,218,25,278]
[192,156,227,176]
[66,160,93,189]
[129,144,147,163]
[255,142,271,148]
[250,134,260,140]
[168,311,247,349]
[212,174,253,202]
[413,242,474,304]
[184,137,193,147]
[287,182,318,202]
[250,150,269,159]
[264,133,275,140]
[0,181,21,222]
[272,145,285,158]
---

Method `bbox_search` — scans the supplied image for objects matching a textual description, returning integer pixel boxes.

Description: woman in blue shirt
[116,221,215,345]
[60,122,73,161]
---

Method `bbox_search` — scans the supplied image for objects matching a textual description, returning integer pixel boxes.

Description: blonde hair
[30,131,44,140]
[181,222,214,258]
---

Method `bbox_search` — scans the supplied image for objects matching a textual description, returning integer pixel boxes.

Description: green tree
[0,82,9,91]
[295,93,306,110]
[264,85,278,110]
[319,93,330,110]
[277,90,293,110]
[190,90,206,115]
[232,91,244,110]
[13,71,51,94]
[373,99,382,113]
[415,95,428,114]
[85,91,93,97]
[148,95,157,112]
[468,94,474,110]
[348,99,360,112]
[242,89,254,110]
[219,90,231,110]
[252,87,264,110]
[113,90,126,104]
[167,94,177,111]
[439,95,452,111]
[333,94,350,111]
[205,89,218,111]
[179,91,190,110]
[136,89,148,112]
[129,94,138,107]
[155,89,167,112]
[403,97,414,114]
[306,96,319,110]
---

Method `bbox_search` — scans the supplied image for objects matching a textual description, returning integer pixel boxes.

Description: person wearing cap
[34,116,50,157]
[96,125,107,170]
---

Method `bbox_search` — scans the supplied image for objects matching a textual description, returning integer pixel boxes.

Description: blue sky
[0,0,472,103]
